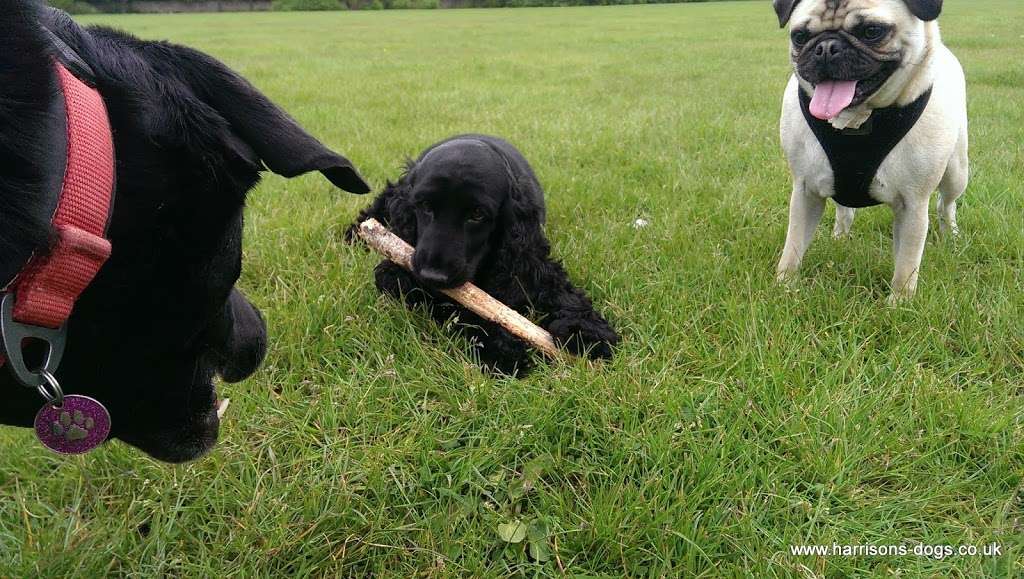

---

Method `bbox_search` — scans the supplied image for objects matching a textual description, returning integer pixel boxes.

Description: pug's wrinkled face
[774,0,942,120]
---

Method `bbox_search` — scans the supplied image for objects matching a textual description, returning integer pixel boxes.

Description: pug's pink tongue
[810,81,858,120]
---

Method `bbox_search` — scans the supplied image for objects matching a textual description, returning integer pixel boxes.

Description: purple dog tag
[34,395,111,455]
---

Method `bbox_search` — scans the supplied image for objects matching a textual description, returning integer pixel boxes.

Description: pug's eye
[859,25,888,42]
[791,29,811,47]
[467,209,487,223]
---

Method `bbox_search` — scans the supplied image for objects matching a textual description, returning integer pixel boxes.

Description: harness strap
[799,87,933,209]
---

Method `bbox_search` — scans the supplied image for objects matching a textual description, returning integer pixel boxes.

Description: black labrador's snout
[209,288,268,383]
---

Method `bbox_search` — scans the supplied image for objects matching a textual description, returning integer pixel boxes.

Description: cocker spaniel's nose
[416,267,455,288]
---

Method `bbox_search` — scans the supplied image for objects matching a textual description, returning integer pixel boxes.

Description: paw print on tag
[52,409,95,442]
[34,395,112,455]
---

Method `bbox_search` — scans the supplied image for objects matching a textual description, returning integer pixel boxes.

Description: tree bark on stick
[357,218,562,359]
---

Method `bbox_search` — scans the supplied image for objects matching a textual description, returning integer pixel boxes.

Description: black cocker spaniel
[348,135,619,375]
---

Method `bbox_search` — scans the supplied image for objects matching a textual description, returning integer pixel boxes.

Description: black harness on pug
[799,87,933,208]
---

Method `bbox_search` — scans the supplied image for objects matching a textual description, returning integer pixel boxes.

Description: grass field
[2,1,1023,576]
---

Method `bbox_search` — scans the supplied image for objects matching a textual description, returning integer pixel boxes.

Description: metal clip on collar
[0,293,68,406]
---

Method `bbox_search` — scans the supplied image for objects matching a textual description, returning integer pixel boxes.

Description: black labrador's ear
[773,0,802,27]
[166,45,370,194]
[903,0,943,21]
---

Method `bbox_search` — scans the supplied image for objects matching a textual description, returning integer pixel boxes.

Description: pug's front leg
[777,184,826,283]
[889,197,930,304]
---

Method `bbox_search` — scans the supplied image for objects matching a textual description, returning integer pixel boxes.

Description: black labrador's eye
[791,29,811,47]
[859,25,888,42]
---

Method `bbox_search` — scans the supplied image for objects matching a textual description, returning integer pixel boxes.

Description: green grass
[2,1,1023,576]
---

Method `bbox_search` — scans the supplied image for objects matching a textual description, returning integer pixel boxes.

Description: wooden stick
[358,218,562,359]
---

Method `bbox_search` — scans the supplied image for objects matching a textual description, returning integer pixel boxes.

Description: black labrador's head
[405,138,526,289]
[0,6,368,463]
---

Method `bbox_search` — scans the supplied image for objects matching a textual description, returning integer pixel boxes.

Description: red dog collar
[0,61,115,387]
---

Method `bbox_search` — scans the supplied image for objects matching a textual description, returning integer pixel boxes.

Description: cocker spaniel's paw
[343,222,362,244]
[477,334,534,378]
[485,356,534,378]
[374,261,428,305]
[548,317,619,360]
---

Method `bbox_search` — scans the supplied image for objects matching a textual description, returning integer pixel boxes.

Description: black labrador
[348,135,619,375]
[0,2,368,462]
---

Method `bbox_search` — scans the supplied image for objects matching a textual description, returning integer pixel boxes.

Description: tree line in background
[49,0,731,13]
[281,0,726,9]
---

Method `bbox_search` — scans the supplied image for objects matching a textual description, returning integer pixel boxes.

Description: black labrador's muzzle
[208,288,268,384]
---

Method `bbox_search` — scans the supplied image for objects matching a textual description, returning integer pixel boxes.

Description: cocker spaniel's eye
[467,209,487,224]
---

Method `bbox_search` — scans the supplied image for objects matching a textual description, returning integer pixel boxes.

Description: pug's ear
[164,44,371,194]
[903,0,943,21]
[773,0,802,27]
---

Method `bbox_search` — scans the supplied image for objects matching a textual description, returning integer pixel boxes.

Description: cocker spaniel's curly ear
[493,178,551,287]
[381,175,418,245]
[501,189,545,247]
[346,173,417,245]
[471,140,543,249]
